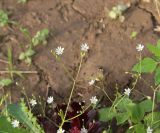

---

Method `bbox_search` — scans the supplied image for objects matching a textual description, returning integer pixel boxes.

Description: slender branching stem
[94,85,113,103]
[60,55,83,128]
[65,104,91,122]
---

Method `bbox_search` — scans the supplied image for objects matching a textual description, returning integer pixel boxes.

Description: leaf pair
[32,29,49,46]
[19,28,49,64]
[19,49,35,64]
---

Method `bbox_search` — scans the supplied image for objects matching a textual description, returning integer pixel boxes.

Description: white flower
[81,43,89,52]
[136,44,144,52]
[57,128,65,133]
[30,99,37,107]
[124,88,131,96]
[11,120,19,128]
[55,46,64,55]
[147,126,153,133]
[89,79,95,86]
[90,96,98,105]
[80,127,88,133]
[47,96,54,104]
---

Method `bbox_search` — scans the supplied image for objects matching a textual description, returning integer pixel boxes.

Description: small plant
[108,4,130,22]
[0,47,38,87]
[32,29,49,46]
[0,11,49,65]
[19,28,49,64]
[0,47,18,87]
[0,10,9,27]
[130,31,138,39]
[51,43,91,132]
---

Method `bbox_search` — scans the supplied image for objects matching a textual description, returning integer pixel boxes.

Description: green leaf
[139,99,153,113]
[32,29,49,46]
[20,27,31,40]
[0,78,13,87]
[126,103,144,123]
[19,52,26,60]
[7,100,44,133]
[116,112,129,125]
[0,10,9,27]
[155,67,160,85]
[132,57,157,73]
[116,97,132,112]
[25,49,35,57]
[0,116,29,133]
[98,107,116,122]
[25,57,32,64]
[134,123,146,133]
[144,112,160,129]
[147,44,160,57]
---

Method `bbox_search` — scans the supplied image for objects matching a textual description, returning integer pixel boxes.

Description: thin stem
[22,88,31,111]
[16,83,31,111]
[0,70,37,74]
[7,47,13,79]
[151,85,160,124]
[65,104,91,122]
[45,116,59,127]
[141,77,154,91]
[112,95,125,110]
[94,85,113,102]
[60,56,83,128]
[39,97,45,117]
[152,91,156,124]
[140,52,142,75]
[134,89,148,98]
[111,75,139,110]
[131,74,139,90]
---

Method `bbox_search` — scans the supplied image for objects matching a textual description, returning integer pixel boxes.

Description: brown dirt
[0,0,160,104]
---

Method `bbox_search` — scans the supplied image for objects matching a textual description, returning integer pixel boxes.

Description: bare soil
[0,0,160,104]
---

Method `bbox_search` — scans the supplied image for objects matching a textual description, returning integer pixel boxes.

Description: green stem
[151,86,159,124]
[94,85,113,103]
[65,104,91,122]
[60,56,83,128]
